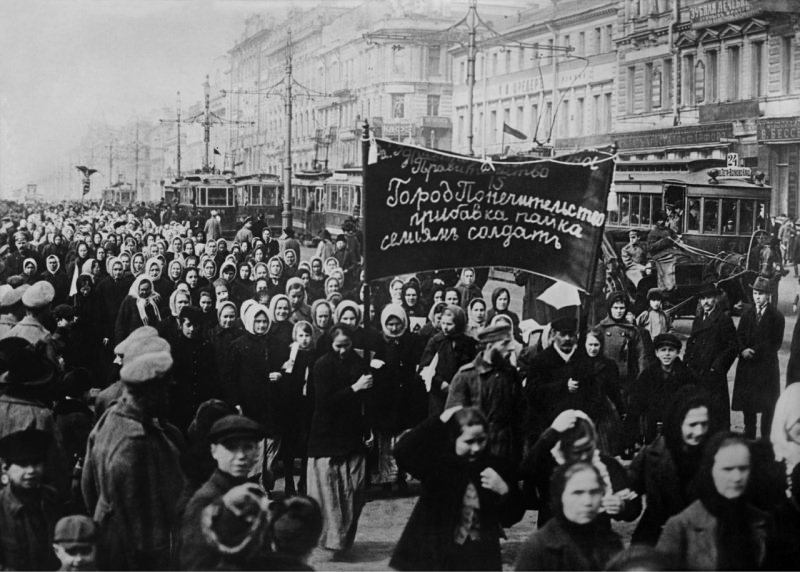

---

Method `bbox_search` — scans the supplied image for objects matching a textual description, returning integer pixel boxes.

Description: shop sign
[615,123,734,150]
[689,0,760,28]
[757,117,800,142]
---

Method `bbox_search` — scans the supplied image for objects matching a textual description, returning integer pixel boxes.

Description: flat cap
[653,333,682,350]
[54,515,98,547]
[0,286,23,308]
[208,415,265,445]
[551,316,578,333]
[113,326,160,357]
[122,336,170,365]
[119,351,173,384]
[476,322,512,343]
[0,429,52,465]
[21,281,55,309]
[646,288,664,301]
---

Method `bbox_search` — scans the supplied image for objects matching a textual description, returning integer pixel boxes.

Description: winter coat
[276,347,315,454]
[627,435,697,545]
[170,335,221,433]
[786,317,800,384]
[656,499,769,571]
[732,303,784,413]
[445,354,526,465]
[684,306,738,381]
[306,349,369,458]
[95,276,132,342]
[513,516,623,571]
[222,332,280,434]
[179,469,247,571]
[390,416,524,571]
[114,295,161,344]
[82,395,187,571]
[0,485,61,571]
[41,269,70,306]
[6,315,51,346]
[595,317,650,388]
[206,324,243,384]
[419,332,477,417]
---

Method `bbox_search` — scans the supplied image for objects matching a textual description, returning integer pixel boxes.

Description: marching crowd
[0,199,800,570]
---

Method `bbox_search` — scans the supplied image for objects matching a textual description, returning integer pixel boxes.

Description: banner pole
[361,119,371,333]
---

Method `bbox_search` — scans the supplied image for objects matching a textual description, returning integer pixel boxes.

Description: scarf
[701,493,758,571]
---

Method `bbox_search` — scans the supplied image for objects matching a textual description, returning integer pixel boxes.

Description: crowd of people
[0,199,799,570]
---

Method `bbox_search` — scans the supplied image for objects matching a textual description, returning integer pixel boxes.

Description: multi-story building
[451,0,618,157]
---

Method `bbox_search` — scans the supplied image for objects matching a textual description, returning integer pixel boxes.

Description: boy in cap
[628,333,699,446]
[53,515,98,571]
[0,429,62,571]
[180,414,265,571]
[635,288,672,341]
[732,275,785,438]
[445,322,526,467]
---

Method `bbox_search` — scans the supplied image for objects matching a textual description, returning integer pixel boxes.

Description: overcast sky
[0,0,358,194]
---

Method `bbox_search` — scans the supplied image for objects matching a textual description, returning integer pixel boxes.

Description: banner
[363,139,615,292]
[503,122,527,140]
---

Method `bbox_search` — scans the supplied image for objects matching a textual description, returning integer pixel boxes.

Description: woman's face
[326,279,340,296]
[269,260,282,276]
[222,268,235,282]
[681,406,710,447]
[284,250,297,266]
[296,329,312,350]
[219,306,236,329]
[385,316,404,336]
[148,265,161,279]
[111,262,124,280]
[288,289,304,310]
[312,259,322,275]
[440,313,456,336]
[138,280,152,298]
[91,261,100,276]
[585,334,602,358]
[173,238,182,251]
[390,281,403,301]
[274,299,291,321]
[175,293,190,315]
[239,266,251,280]
[254,249,264,262]
[404,288,418,308]
[299,271,310,288]
[96,247,105,261]
[455,424,487,461]
[445,290,460,306]
[203,261,215,278]
[610,301,627,321]
[712,443,750,499]
[133,256,144,273]
[79,282,91,297]
[23,262,35,275]
[433,290,444,305]
[77,243,88,258]
[255,265,267,280]
[46,257,58,272]
[199,294,213,312]
[462,269,475,285]
[253,312,269,335]
[469,302,486,324]
[339,309,358,327]
[561,468,604,525]
[315,305,331,329]
[325,259,338,274]
[186,270,199,288]
[332,332,352,358]
[169,264,182,280]
[215,285,229,302]
[183,242,194,255]
[495,290,510,311]
[146,235,155,246]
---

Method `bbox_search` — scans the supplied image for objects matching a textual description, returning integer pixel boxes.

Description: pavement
[290,250,800,570]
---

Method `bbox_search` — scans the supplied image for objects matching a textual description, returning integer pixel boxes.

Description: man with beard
[684,282,738,433]
[2,231,41,282]
[445,323,526,467]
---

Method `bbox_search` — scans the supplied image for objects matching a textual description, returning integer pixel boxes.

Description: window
[641,196,652,226]
[644,63,653,112]
[695,60,705,103]
[518,47,525,70]
[428,45,441,75]
[682,54,695,106]
[721,199,737,234]
[516,105,524,128]
[740,200,755,234]
[391,49,405,74]
[703,198,719,233]
[578,32,585,56]
[783,36,794,94]
[604,25,613,52]
[458,115,464,144]
[531,104,539,139]
[630,195,641,224]
[593,94,601,133]
[687,199,700,231]
[619,194,630,225]
[427,95,440,116]
[560,99,570,137]
[460,61,466,83]
[391,94,405,119]
[505,49,512,73]
[652,69,662,108]
[545,101,553,135]
[593,27,602,54]
[563,35,571,53]
[752,42,765,97]
[492,52,498,76]
[575,98,584,136]
[491,110,497,142]
[707,50,718,102]
[604,93,613,131]
[548,39,554,64]
[627,66,636,113]
[728,46,740,100]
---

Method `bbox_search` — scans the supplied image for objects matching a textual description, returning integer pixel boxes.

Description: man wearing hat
[0,429,62,571]
[732,276,785,439]
[0,285,26,339]
[7,280,55,346]
[82,350,187,570]
[234,216,254,245]
[179,414,265,570]
[621,229,649,287]
[628,333,699,445]
[204,210,222,242]
[3,230,41,280]
[684,281,738,433]
[445,322,525,466]
[281,227,301,262]
[52,515,99,571]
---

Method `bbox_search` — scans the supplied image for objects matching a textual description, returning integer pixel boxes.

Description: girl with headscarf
[454,267,483,310]
[307,256,326,302]
[214,238,228,269]
[286,278,312,324]
[182,266,203,306]
[158,288,192,347]
[265,255,287,299]
[213,279,231,310]
[310,299,334,355]
[419,305,478,417]
[367,304,427,490]
[657,432,768,571]
[228,262,254,308]
[114,275,162,344]
[198,288,217,335]
[21,257,38,285]
[400,281,427,321]
[465,298,488,340]
[130,251,146,278]
[387,277,405,305]
[579,327,624,456]
[268,294,294,361]
[276,320,316,496]
[514,462,623,571]
[94,246,108,281]
[486,286,522,343]
[199,256,217,288]
[218,260,237,285]
[334,300,378,354]
[66,240,91,296]
[80,258,102,285]
[206,301,242,393]
[41,254,69,306]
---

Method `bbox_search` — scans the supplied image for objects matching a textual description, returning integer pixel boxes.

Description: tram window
[687,200,700,231]
[329,187,339,212]
[630,195,641,225]
[207,188,227,206]
[703,198,720,233]
[227,188,234,207]
[200,189,207,206]
[653,196,663,221]
[721,199,737,234]
[756,201,767,230]
[619,194,630,225]
[740,200,755,234]
[641,196,651,226]
[342,187,351,213]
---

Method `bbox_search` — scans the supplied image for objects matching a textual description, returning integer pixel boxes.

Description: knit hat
[476,322,511,343]
[113,325,159,358]
[119,351,173,384]
[21,281,55,309]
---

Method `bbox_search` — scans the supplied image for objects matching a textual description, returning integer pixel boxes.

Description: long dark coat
[206,324,243,384]
[81,396,187,571]
[40,269,70,306]
[95,275,132,342]
[0,485,61,571]
[390,416,524,571]
[114,295,160,345]
[786,317,800,384]
[595,317,650,390]
[419,332,477,417]
[445,355,526,466]
[170,335,221,433]
[732,303,784,413]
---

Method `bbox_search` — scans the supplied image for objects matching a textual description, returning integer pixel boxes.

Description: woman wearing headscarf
[66,240,91,296]
[206,300,242,383]
[400,281,427,321]
[218,260,237,286]
[307,257,327,303]
[130,251,146,278]
[198,256,217,289]
[514,462,624,571]
[228,262,254,308]
[627,385,714,545]
[146,258,172,315]
[158,288,191,348]
[520,409,641,529]
[657,432,769,571]
[771,384,800,497]
[252,261,268,283]
[40,254,69,306]
[21,257,38,285]
[282,248,300,280]
[113,274,162,344]
[465,298,488,340]
[486,286,522,343]
[268,294,295,356]
[334,300,378,355]
[264,255,287,300]
[214,238,228,269]
[70,273,105,379]
[418,301,447,344]
[80,258,103,284]
[419,305,478,417]
[310,299,334,355]
[580,327,624,456]
[454,268,483,310]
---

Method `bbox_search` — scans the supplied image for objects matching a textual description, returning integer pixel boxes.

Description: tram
[320,168,362,236]
[291,170,331,239]
[102,182,136,206]
[175,172,237,236]
[233,173,282,230]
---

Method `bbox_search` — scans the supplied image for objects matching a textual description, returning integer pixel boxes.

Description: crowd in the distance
[0,199,799,571]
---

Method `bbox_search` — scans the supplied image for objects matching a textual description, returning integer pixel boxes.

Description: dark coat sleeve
[712,314,739,373]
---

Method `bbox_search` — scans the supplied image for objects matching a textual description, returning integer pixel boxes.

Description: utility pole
[159,92,183,179]
[108,141,114,187]
[134,123,140,200]
[466,0,477,156]
[204,75,212,171]
[283,32,293,231]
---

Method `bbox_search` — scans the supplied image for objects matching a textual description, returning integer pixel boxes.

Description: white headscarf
[129,275,162,326]
[771,383,800,487]
[380,303,408,339]
[242,302,270,335]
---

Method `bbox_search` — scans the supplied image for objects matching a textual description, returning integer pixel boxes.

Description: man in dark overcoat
[82,348,187,571]
[683,282,738,432]
[732,276,785,439]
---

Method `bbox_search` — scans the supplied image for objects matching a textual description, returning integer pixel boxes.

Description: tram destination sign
[363,139,615,292]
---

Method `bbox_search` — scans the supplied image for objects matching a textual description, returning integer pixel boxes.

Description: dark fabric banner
[363,139,615,292]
